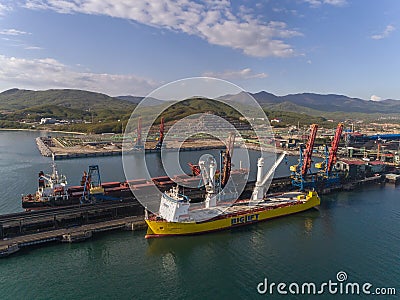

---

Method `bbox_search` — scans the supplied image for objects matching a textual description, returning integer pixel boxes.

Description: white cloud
[304,0,322,7]
[24,45,43,50]
[202,68,268,80]
[304,0,347,7]
[22,0,301,57]
[370,95,382,101]
[0,3,12,15]
[0,55,158,96]
[323,0,347,6]
[0,29,41,50]
[371,25,395,40]
[273,7,301,17]
[0,29,30,35]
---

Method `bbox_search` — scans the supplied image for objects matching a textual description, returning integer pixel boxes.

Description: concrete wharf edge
[0,216,145,249]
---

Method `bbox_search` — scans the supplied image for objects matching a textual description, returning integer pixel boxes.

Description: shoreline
[0,128,86,135]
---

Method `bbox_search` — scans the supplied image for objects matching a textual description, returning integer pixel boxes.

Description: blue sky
[0,0,399,100]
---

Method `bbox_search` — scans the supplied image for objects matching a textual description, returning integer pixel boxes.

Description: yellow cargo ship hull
[145,191,320,238]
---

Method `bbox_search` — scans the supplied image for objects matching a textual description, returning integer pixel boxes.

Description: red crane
[159,117,164,142]
[188,163,201,176]
[221,132,235,187]
[155,117,164,150]
[326,123,343,173]
[301,124,318,176]
[136,117,143,147]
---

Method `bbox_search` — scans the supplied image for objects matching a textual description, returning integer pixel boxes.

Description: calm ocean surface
[0,130,399,299]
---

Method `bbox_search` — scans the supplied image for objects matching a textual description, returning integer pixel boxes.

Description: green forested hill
[0,88,137,132]
[0,88,135,111]
[1,88,398,133]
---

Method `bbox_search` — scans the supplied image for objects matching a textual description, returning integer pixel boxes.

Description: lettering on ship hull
[231,214,259,226]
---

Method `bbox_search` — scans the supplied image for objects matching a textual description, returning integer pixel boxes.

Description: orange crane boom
[221,132,235,187]
[188,163,201,176]
[301,124,318,176]
[326,123,343,173]
[159,117,164,143]
[136,117,142,147]
[155,117,165,150]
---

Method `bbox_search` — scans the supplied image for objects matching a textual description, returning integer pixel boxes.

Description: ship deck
[184,191,306,222]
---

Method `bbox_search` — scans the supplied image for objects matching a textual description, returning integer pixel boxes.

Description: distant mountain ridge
[0,88,135,111]
[0,88,166,112]
[1,88,399,116]
[248,91,400,114]
[116,95,165,106]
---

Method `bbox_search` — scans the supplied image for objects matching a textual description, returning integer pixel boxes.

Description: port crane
[315,123,343,187]
[134,117,144,149]
[327,123,343,173]
[188,162,201,176]
[291,124,318,191]
[220,132,235,187]
[155,117,165,150]
[301,124,318,176]
[317,123,343,175]
[187,132,235,183]
[80,165,122,204]
[81,165,104,203]
[187,132,237,205]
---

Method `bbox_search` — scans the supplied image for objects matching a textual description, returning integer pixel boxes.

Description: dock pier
[0,216,145,256]
[385,173,400,184]
[36,137,53,157]
[52,146,226,160]
[0,201,145,256]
